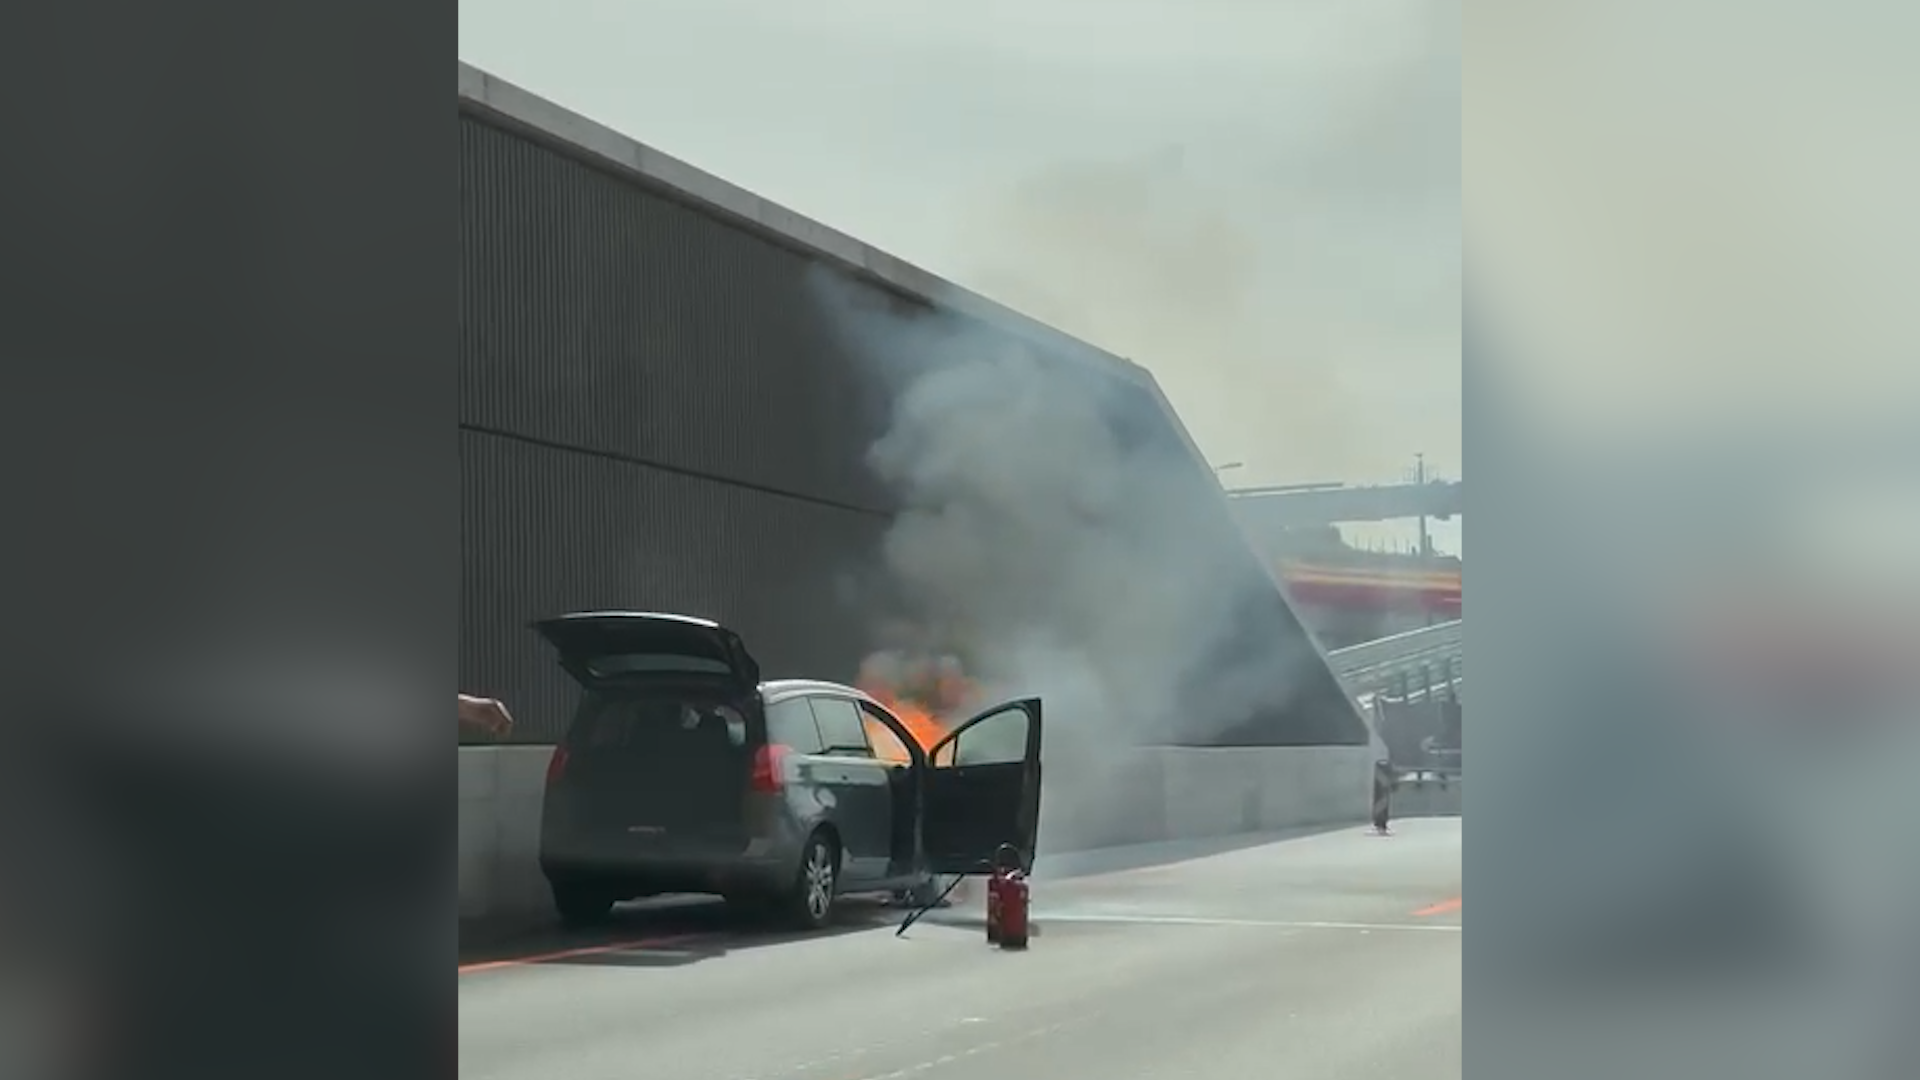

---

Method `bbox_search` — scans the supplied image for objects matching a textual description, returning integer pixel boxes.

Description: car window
[678,702,746,747]
[932,705,1030,768]
[765,697,825,754]
[808,697,872,756]
[571,697,745,751]
[858,703,914,764]
[584,653,733,678]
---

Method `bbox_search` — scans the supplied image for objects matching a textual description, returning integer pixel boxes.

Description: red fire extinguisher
[983,843,1030,950]
[893,844,1032,948]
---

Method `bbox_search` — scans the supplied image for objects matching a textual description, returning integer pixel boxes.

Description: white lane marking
[1035,912,1461,932]
[850,1022,1074,1080]
[761,1015,1064,1079]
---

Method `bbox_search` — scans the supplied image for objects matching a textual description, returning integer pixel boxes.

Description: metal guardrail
[1332,622,1465,778]
[1328,620,1462,697]
[1371,676,1466,706]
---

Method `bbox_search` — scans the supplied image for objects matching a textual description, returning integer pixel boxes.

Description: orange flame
[856,651,978,758]
[864,691,948,759]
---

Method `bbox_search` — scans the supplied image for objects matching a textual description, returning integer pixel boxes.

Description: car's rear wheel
[551,881,614,929]
[779,834,838,931]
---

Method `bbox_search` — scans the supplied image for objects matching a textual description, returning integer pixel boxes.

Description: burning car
[855,650,982,755]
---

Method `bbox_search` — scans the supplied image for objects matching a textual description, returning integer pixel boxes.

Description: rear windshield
[583,653,734,678]
[569,696,749,753]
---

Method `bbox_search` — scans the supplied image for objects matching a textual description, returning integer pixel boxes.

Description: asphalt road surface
[459,819,1463,1080]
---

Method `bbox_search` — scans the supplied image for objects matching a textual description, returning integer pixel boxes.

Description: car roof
[759,679,882,707]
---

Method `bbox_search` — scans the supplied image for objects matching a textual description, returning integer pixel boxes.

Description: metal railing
[1328,620,1462,697]
[1328,621,1465,779]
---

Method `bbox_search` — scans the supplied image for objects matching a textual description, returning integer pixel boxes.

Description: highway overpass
[1227,480,1463,529]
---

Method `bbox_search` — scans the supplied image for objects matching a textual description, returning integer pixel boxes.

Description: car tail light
[749,744,790,793]
[545,745,570,785]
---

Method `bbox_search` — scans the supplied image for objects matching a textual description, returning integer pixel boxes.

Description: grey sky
[460,0,1461,518]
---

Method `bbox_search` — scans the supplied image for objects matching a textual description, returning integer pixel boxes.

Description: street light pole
[1415,452,1432,559]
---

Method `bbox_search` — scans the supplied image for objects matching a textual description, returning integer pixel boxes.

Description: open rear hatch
[534,613,765,852]
[533,611,760,689]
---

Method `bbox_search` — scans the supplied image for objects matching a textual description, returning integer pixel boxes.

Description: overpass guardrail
[1327,620,1462,699]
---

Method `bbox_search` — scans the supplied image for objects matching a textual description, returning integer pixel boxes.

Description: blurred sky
[1466,4,1920,572]
[1469,3,1920,454]
[460,0,1462,555]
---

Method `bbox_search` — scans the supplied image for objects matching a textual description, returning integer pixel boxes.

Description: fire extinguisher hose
[894,870,979,936]
[895,843,1028,937]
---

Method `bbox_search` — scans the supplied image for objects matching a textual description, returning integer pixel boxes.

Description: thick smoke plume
[814,275,1336,848]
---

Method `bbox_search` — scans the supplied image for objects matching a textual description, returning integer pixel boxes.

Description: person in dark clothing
[1372,758,1395,834]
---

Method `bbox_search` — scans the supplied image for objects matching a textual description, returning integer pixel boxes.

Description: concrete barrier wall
[461,744,1374,929]
[1391,778,1463,819]
[459,746,554,926]
[1153,746,1375,838]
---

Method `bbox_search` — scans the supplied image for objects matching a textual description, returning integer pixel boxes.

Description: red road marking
[1413,897,1461,917]
[458,933,707,975]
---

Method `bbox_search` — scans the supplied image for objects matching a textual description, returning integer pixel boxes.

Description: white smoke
[887,333,1294,734]
[812,274,1349,847]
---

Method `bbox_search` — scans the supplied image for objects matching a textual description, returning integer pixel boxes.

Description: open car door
[531,611,761,692]
[921,698,1043,875]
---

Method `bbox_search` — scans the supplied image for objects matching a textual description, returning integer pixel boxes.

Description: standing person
[1371,758,1395,835]
[458,694,513,738]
